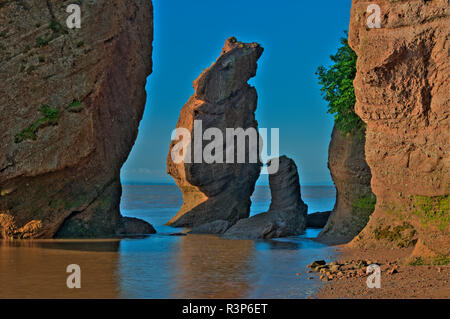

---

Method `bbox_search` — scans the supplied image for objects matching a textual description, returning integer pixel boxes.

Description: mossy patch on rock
[34,18,68,48]
[15,104,60,143]
[35,36,49,48]
[412,195,449,231]
[373,221,417,248]
[433,255,450,265]
[352,194,376,212]
[409,255,450,266]
[67,100,84,113]
[351,194,376,229]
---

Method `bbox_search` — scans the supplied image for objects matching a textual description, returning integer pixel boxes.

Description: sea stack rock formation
[224,156,308,239]
[317,125,375,244]
[166,37,263,228]
[306,211,331,228]
[348,0,449,256]
[0,0,154,238]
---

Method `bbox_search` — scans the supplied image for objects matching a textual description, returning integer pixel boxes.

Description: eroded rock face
[0,0,154,238]
[348,0,449,254]
[318,125,374,245]
[224,156,308,239]
[166,37,263,228]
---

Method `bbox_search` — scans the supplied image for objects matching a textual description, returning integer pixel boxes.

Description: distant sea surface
[0,185,336,298]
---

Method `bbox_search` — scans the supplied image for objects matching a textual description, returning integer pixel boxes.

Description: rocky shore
[312,246,450,299]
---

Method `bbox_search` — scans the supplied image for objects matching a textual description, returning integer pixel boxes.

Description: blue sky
[121,0,352,186]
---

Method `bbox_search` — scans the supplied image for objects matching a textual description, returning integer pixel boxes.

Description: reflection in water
[116,234,180,298]
[263,240,300,250]
[173,235,254,298]
[0,240,121,298]
[0,185,337,298]
[249,239,335,298]
[0,235,336,298]
[3,239,121,252]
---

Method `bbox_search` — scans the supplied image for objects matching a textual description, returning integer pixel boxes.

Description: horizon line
[121,181,335,187]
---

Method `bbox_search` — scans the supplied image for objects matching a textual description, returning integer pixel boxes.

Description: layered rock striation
[348,0,449,255]
[224,156,308,239]
[166,37,263,228]
[0,0,154,238]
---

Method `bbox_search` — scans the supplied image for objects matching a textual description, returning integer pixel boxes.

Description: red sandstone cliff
[0,0,154,238]
[348,0,449,258]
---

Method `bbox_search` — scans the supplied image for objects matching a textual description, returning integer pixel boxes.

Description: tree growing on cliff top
[316,33,364,135]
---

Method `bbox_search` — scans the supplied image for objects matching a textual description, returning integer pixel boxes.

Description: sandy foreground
[313,246,450,299]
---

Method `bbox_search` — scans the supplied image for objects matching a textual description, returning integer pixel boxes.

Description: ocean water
[0,185,336,299]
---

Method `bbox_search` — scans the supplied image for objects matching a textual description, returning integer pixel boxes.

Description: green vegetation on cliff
[35,19,68,48]
[316,32,364,135]
[67,100,84,113]
[352,194,376,212]
[409,255,450,266]
[15,104,60,143]
[351,194,376,229]
[412,195,449,231]
[14,99,86,143]
[373,221,417,248]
